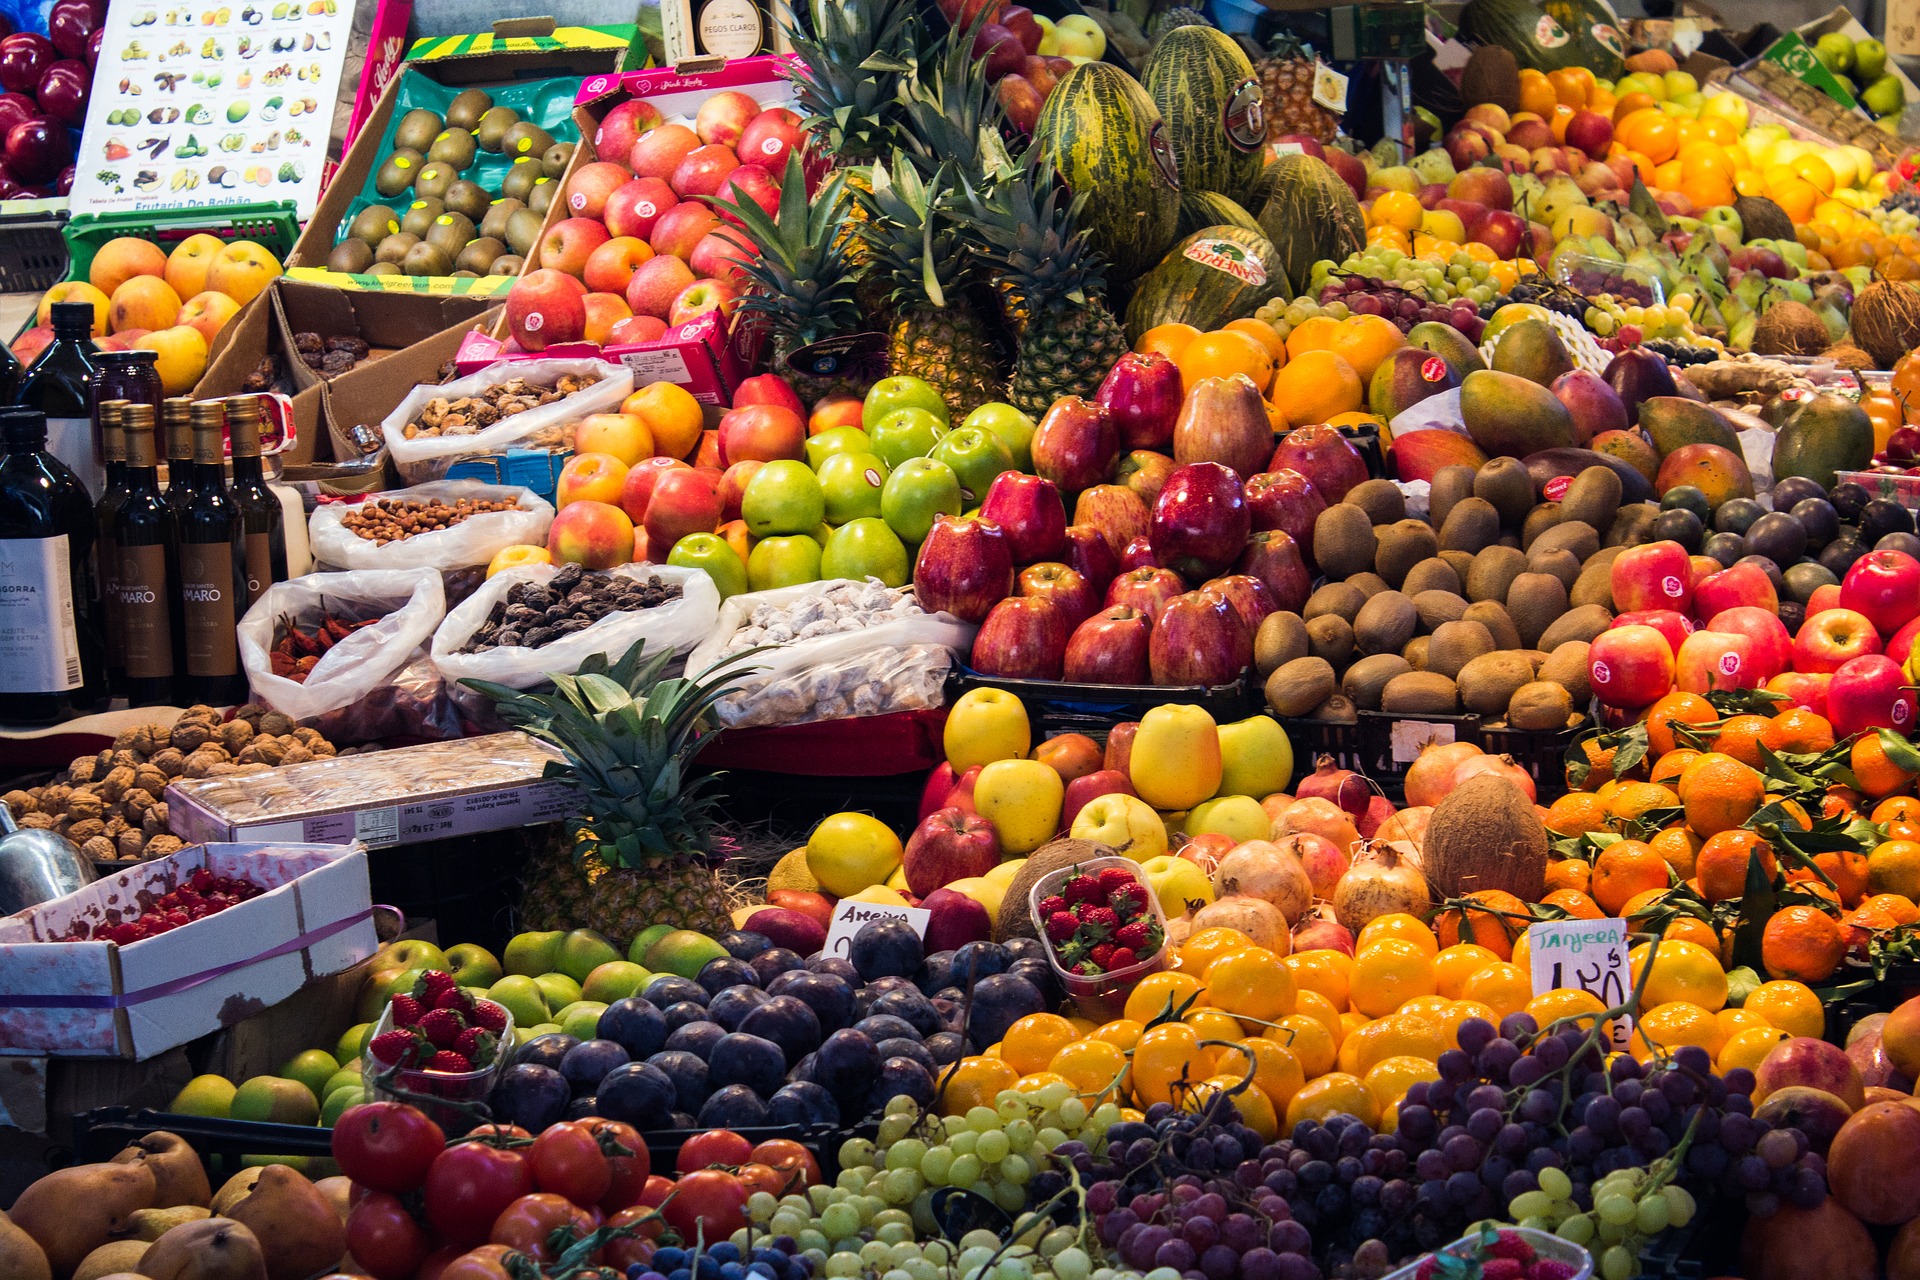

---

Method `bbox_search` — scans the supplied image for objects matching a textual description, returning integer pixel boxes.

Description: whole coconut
[1419,773,1547,900]
[1850,280,1920,369]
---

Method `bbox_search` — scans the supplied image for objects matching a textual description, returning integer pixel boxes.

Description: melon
[1125,225,1290,340]
[1144,26,1266,206]
[1033,63,1181,287]
[1253,154,1365,295]
[1177,189,1262,238]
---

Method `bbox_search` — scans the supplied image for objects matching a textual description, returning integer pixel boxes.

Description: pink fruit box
[0,842,378,1060]
[451,56,801,405]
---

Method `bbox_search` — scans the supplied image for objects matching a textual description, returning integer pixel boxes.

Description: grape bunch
[1318,277,1486,340]
[1505,1147,1696,1280]
[1868,192,1920,229]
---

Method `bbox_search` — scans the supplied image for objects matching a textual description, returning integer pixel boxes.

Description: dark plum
[1714,498,1764,535]
[807,955,858,981]
[1778,600,1805,636]
[646,1049,713,1113]
[738,994,823,1063]
[770,971,855,1032]
[492,1063,570,1130]
[559,1039,631,1095]
[661,1000,710,1031]
[598,997,668,1060]
[1820,536,1867,577]
[700,1083,771,1128]
[514,1032,579,1071]
[952,940,1011,986]
[664,1019,728,1060]
[1010,957,1061,1002]
[1792,498,1839,548]
[719,930,773,960]
[645,975,707,1007]
[1661,485,1711,519]
[1783,561,1837,604]
[566,1097,599,1120]
[749,948,806,984]
[926,1031,970,1064]
[850,919,923,980]
[1002,938,1047,964]
[787,1051,817,1083]
[815,1028,882,1101]
[878,1037,937,1072]
[708,984,772,1031]
[1772,476,1827,509]
[917,950,957,995]
[1702,532,1745,567]
[710,1031,788,1097]
[1879,532,1920,558]
[769,1081,840,1126]
[595,1061,677,1128]
[698,956,761,994]
[932,996,965,1034]
[1861,499,1915,543]
[1650,508,1703,552]
[1829,482,1870,523]
[872,988,943,1037]
[967,973,1046,1050]
[867,1057,936,1113]
[855,1013,921,1044]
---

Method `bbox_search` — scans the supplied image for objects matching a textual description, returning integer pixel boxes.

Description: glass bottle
[114,403,176,707]
[0,406,107,721]
[0,338,22,405]
[226,396,286,609]
[20,302,101,497]
[177,399,246,705]
[95,399,131,696]
[162,396,196,522]
[89,349,162,465]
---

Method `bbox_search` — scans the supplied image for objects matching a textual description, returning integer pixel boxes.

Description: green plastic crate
[62,201,301,285]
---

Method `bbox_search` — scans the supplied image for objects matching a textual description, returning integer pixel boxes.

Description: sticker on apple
[1718,652,1741,675]
[1662,575,1685,598]
[524,312,544,332]
[1592,660,1612,685]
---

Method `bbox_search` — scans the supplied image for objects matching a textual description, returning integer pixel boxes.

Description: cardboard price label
[1525,917,1633,1050]
[824,899,930,957]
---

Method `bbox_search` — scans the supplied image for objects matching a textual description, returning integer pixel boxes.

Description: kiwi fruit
[400,197,444,238]
[501,156,545,202]
[373,148,425,198]
[475,105,522,152]
[1507,681,1574,731]
[366,261,402,276]
[1605,503,1661,548]
[1570,557,1617,611]
[500,121,556,161]
[1457,651,1537,717]
[1463,600,1522,651]
[489,255,525,276]
[1473,457,1535,527]
[1537,604,1613,651]
[1526,546,1581,589]
[452,270,480,279]
[528,178,559,216]
[415,162,457,200]
[1401,557,1460,597]
[1306,614,1354,667]
[424,211,476,257]
[1344,478,1406,525]
[1343,654,1411,710]
[543,142,576,177]
[1403,636,1430,670]
[1465,545,1526,604]
[1304,582,1366,623]
[1353,590,1417,657]
[428,127,477,170]
[504,207,546,256]
[326,238,374,272]
[1528,520,1597,565]
[455,237,506,274]
[401,241,453,277]
[1411,589,1468,630]
[1521,502,1564,549]
[1312,695,1359,724]
[1426,620,1495,680]
[442,179,491,223]
[1372,520,1437,589]
[1561,466,1623,532]
[1428,465,1476,531]
[1505,572,1570,649]
[1255,612,1309,676]
[391,107,443,154]
[1265,657,1337,717]
[479,197,524,241]
[373,231,419,265]
[1538,641,1592,705]
[1438,549,1475,581]
[346,203,400,245]
[1438,496,1499,553]
[1313,504,1376,580]
[1347,572,1390,598]
[1381,671,1459,713]
[446,88,494,132]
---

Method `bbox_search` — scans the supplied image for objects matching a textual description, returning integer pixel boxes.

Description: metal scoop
[0,803,95,916]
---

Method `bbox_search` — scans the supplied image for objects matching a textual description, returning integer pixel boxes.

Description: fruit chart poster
[67,0,358,219]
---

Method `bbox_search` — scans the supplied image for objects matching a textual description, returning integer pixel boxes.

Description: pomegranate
[1191,894,1291,954]
[1403,740,1486,808]
[1295,754,1369,818]
[1330,842,1431,932]
[1272,796,1360,854]
[1291,908,1356,955]
[1451,752,1537,802]
[1211,838,1314,923]
[1354,794,1399,839]
[1279,831,1349,899]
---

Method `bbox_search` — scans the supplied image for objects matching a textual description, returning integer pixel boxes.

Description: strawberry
[1098,867,1137,893]
[1115,920,1153,951]
[1107,883,1147,914]
[469,999,509,1034]
[1413,1261,1438,1280]
[1072,961,1102,976]
[432,987,476,1015]
[370,1029,420,1066]
[1081,905,1120,932]
[388,994,424,1027]
[419,1008,466,1049]
[414,969,458,1002]
[1479,1259,1524,1280]
[1038,895,1069,917]
[1090,942,1117,968]
[1107,947,1138,970]
[1487,1232,1536,1265]
[455,1026,497,1065]
[1527,1263,1577,1280]
[427,1050,473,1073]
[1046,911,1081,943]
[1063,874,1102,905]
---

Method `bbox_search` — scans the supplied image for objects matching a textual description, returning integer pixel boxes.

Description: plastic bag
[309,481,555,574]
[303,650,464,744]
[238,568,448,722]
[432,561,721,693]
[380,358,633,483]
[720,644,955,727]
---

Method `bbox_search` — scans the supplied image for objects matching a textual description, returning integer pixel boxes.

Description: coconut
[1850,280,1920,369]
[1754,301,1832,357]
[1825,341,1874,370]
[993,838,1115,943]
[1419,773,1547,900]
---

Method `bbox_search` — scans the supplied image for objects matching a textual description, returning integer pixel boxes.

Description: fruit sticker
[1543,475,1573,501]
[1592,22,1625,56]
[1663,575,1686,599]
[1591,659,1613,686]
[1420,356,1450,383]
[1718,652,1741,676]
[1535,15,1571,46]
[1182,238,1267,286]
[1223,79,1265,152]
[1146,121,1181,189]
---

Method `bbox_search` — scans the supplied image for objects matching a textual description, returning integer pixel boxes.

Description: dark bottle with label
[95,399,131,696]
[90,349,162,463]
[114,403,176,707]
[19,300,98,433]
[0,406,107,721]
[177,399,246,705]
[0,338,22,405]
[226,396,285,608]
[162,396,197,522]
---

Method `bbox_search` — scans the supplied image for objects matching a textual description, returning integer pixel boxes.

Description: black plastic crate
[1481,722,1584,804]
[1273,714,1366,776]
[364,831,528,957]
[1355,710,1484,803]
[946,666,1260,736]
[0,201,67,293]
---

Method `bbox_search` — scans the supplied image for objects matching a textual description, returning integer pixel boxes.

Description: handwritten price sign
[1525,918,1633,1050]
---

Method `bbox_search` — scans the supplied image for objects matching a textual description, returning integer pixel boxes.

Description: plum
[0,92,36,138]
[708,983,771,1031]
[559,1038,630,1095]
[719,929,773,960]
[850,919,923,980]
[768,970,855,1032]
[917,950,957,996]
[1003,938,1047,964]
[644,974,707,1007]
[699,1083,771,1128]
[0,34,53,96]
[871,988,942,1037]
[664,1018,727,1060]
[1011,957,1061,1002]
[598,997,668,1060]
[877,1037,937,1073]
[566,1097,599,1120]
[738,994,822,1063]
[5,118,68,185]
[35,60,88,125]
[926,1031,969,1065]
[492,1063,570,1130]
[952,940,1012,986]
[807,955,858,981]
[815,1027,881,1102]
[515,1032,579,1071]
[855,1013,921,1044]
[646,1049,713,1113]
[698,956,761,994]
[787,1051,817,1083]
[932,997,966,1034]
[854,974,916,1019]
[710,1031,787,1097]
[867,1056,936,1112]
[967,973,1046,1050]
[768,1081,839,1127]
[596,1061,676,1128]
[749,947,806,985]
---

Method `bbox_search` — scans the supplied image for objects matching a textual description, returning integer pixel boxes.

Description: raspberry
[1487,1232,1536,1265]
[1528,1263,1578,1280]
[1063,874,1102,904]
[1081,906,1120,932]
[370,1030,419,1066]
[1038,895,1069,917]
[1098,867,1137,892]
[469,999,509,1033]
[1115,920,1153,951]
[1479,1259,1524,1280]
[418,1008,466,1049]
[1107,947,1138,970]
[1090,942,1117,968]
[414,970,458,1002]
[388,994,424,1027]
[427,1050,473,1073]
[1046,911,1081,943]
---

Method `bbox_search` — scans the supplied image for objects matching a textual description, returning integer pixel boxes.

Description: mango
[1488,318,1574,387]
[1460,369,1577,460]
[1638,396,1741,457]
[1369,346,1461,422]
[1773,393,1873,489]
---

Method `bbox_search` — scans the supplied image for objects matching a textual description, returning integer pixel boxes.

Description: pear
[0,1210,51,1280]
[311,1176,353,1224]
[113,1132,212,1209]
[138,1218,268,1280]
[73,1239,149,1280]
[9,1162,154,1276]
[222,1165,348,1280]
[119,1205,210,1242]
[211,1168,265,1215]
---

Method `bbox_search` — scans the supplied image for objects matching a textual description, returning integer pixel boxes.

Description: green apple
[628,924,675,963]
[532,972,584,1011]
[281,1049,340,1099]
[516,1023,561,1047]
[815,450,889,525]
[1856,37,1888,81]
[804,425,873,470]
[810,521,834,546]
[557,1001,610,1041]
[869,408,946,470]
[322,1066,363,1099]
[863,375,949,430]
[1815,30,1854,74]
[334,1022,374,1063]
[748,534,823,590]
[503,930,564,977]
[645,928,730,978]
[821,517,911,586]
[555,929,621,983]
[1700,206,1742,240]
[488,975,552,1029]
[881,456,964,544]
[961,402,1037,472]
[321,1086,367,1127]
[445,943,503,989]
[355,966,425,1022]
[668,532,749,600]
[582,960,652,1003]
[231,1076,320,1126]
[928,425,1014,507]
[742,459,826,536]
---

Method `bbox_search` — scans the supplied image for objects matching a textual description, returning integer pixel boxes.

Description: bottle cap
[0,406,49,450]
[49,302,96,338]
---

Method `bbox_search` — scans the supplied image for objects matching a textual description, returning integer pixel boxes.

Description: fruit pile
[1042,865,1165,976]
[368,969,512,1079]
[0,10,95,195]
[56,866,264,943]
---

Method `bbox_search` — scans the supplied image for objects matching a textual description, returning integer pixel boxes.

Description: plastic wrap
[309,481,555,574]
[238,568,447,726]
[380,358,633,483]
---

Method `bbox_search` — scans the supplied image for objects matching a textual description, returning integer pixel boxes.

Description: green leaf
[1880,726,1920,774]
[1729,850,1777,973]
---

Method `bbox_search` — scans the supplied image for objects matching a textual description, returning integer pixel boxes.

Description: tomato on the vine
[490,1191,600,1262]
[581,1118,651,1212]
[736,1161,794,1199]
[662,1169,748,1240]
[345,1190,434,1280]
[530,1120,612,1207]
[675,1129,753,1174]
[603,1207,663,1269]
[433,1244,517,1280]
[425,1142,533,1247]
[330,1102,445,1193]
[749,1139,821,1189]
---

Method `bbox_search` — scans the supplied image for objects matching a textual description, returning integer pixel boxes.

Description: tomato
[469,1123,532,1142]
[435,1244,516,1280]
[531,1121,612,1207]
[662,1169,748,1241]
[736,1161,796,1199]
[749,1139,821,1188]
[330,1101,445,1193]
[675,1129,753,1174]
[425,1142,533,1247]
[415,1246,474,1280]
[490,1192,600,1262]
[345,1191,434,1280]
[603,1207,662,1268]
[582,1118,651,1212]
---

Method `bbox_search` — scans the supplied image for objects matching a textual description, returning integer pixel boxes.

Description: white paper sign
[1525,917,1633,1049]
[824,899,930,957]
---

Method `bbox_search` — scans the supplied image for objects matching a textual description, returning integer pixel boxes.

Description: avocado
[442,179,490,223]
[479,197,523,241]
[427,126,476,170]
[503,207,544,256]
[541,141,574,178]
[391,107,443,154]
[400,196,445,238]
[500,156,544,202]
[346,203,399,246]
[446,88,493,132]
[327,238,374,273]
[374,231,420,265]
[499,121,554,161]
[413,161,455,200]
[474,105,521,153]
[226,100,249,122]
[424,211,476,257]
[373,148,424,198]
[401,241,453,277]
[454,236,505,274]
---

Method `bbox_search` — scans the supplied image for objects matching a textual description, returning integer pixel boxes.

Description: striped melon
[1124,225,1291,341]
[1254,154,1365,295]
[1143,26,1266,207]
[1460,0,1588,72]
[1540,0,1625,77]
[1033,62,1181,288]
[1177,190,1261,238]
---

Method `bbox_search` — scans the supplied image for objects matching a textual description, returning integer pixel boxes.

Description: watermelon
[1540,0,1625,77]
[1177,189,1262,238]
[1143,26,1267,208]
[1033,63,1181,288]
[1459,0,1587,72]
[1253,154,1365,295]
[1124,226,1290,341]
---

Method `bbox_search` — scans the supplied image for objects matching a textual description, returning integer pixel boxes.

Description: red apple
[1149,589,1252,687]
[972,22,1025,79]
[810,395,864,435]
[996,75,1044,135]
[1267,425,1367,504]
[1891,614,1920,668]
[979,471,1068,564]
[919,762,960,821]
[668,278,739,326]
[1119,535,1156,572]
[1841,549,1920,637]
[505,269,587,351]
[1323,145,1366,198]
[670,143,740,198]
[914,514,1015,622]
[971,596,1070,679]
[902,806,1002,896]
[1151,461,1250,582]
[1674,629,1758,694]
[1060,525,1119,597]
[1063,604,1151,684]
[736,106,804,173]
[624,254,696,319]
[998,3,1042,50]
[1589,624,1675,708]
[1768,670,1832,718]
[718,403,806,464]
[1016,561,1097,631]
[619,456,691,524]
[695,91,761,147]
[1707,606,1792,682]
[1106,566,1183,623]
[608,315,668,345]
[716,460,762,522]
[605,176,677,241]
[643,466,724,549]
[1612,608,1694,659]
[1470,209,1527,259]
[1611,541,1694,615]
[1564,110,1613,156]
[1096,351,1183,451]
[1810,583,1843,615]
[1692,562,1777,622]
[734,373,805,417]
[1118,449,1177,508]
[538,217,611,278]
[595,99,663,172]
[1243,469,1326,567]
[715,163,780,223]
[1794,608,1884,675]
[630,122,699,180]
[563,161,632,221]
[1072,483,1151,560]
[649,201,720,261]
[583,236,654,294]
[1020,56,1056,98]
[1829,653,1919,739]
[1031,395,1119,495]
[1203,573,1278,637]
[1234,530,1310,613]
[690,227,754,286]
[1449,166,1514,212]
[1061,768,1137,829]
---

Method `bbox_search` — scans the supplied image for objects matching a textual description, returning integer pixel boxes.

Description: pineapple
[960,155,1130,418]
[858,157,1006,419]
[898,11,1014,185]
[1257,33,1339,144]
[468,642,756,946]
[1146,4,1208,42]
[783,0,917,164]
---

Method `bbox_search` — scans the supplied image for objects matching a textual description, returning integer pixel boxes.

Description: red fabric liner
[697,709,949,776]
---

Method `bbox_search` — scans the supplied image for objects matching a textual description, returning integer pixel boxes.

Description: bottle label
[119,543,174,679]
[97,530,122,668]
[0,535,83,693]
[696,0,763,57]
[244,531,274,606]
[180,542,239,677]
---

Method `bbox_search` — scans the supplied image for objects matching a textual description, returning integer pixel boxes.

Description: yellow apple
[1185,795,1272,843]
[945,875,1005,921]
[1053,26,1099,57]
[975,760,1062,854]
[1139,854,1215,916]
[1419,210,1466,241]
[1129,704,1222,811]
[943,687,1031,771]
[1033,12,1058,54]
[847,885,908,906]
[886,863,910,892]
[1069,793,1168,859]
[1216,715,1295,798]
[487,544,552,577]
[983,858,1026,891]
[1056,13,1106,57]
[805,811,904,897]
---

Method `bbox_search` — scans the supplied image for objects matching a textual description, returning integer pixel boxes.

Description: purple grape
[1157,1239,1199,1271]
[1456,1018,1496,1056]
[1269,1219,1310,1254]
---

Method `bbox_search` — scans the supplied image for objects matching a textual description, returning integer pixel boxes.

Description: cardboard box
[0,843,377,1060]
[321,301,504,480]
[1792,7,1920,109]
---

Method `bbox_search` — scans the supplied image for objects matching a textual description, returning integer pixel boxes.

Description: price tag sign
[824,900,930,957]
[1525,917,1633,1050]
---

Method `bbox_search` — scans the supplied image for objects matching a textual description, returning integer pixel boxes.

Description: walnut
[3,789,34,815]
[170,720,212,751]
[113,725,156,755]
[293,726,324,747]
[65,790,106,821]
[123,789,156,820]
[234,703,269,724]
[219,719,255,752]
[83,835,117,861]
[133,764,169,796]
[142,804,169,835]
[20,812,53,829]
[310,739,337,758]
[277,741,313,765]
[232,763,272,776]
[205,762,240,777]
[97,767,135,803]
[105,816,129,837]
[149,748,187,777]
[67,756,98,784]
[146,834,186,856]
[67,818,106,842]
[40,783,71,810]
[182,704,221,722]
[191,743,232,764]
[182,754,222,779]
[95,749,112,774]
[109,749,142,770]
[259,711,295,736]
[238,738,287,766]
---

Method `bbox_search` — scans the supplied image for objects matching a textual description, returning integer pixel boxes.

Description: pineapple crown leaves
[958,148,1109,315]
[898,7,1013,186]
[706,153,862,344]
[859,156,976,310]
[783,0,919,162]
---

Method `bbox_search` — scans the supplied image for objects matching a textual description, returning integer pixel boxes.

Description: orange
[1632,1001,1726,1060]
[1001,1012,1080,1075]
[1459,962,1532,1018]
[1185,1007,1247,1043]
[1434,889,1529,959]
[1616,109,1679,163]
[1370,190,1424,233]
[1655,158,1685,191]
[1650,825,1704,878]
[1325,315,1405,383]
[1546,793,1608,836]
[1761,905,1844,983]
[1437,999,1498,1046]
[942,1056,1020,1114]
[1181,925,1259,974]
[1091,1018,1144,1050]
[1771,179,1820,224]
[1651,749,1702,787]
[1526,987,1608,1028]
[1348,938,1437,1018]
[1717,1007,1771,1040]
[1124,970,1205,1025]
[1744,980,1825,1039]
[1356,912,1439,956]
[1696,830,1776,902]
[1613,91,1658,122]
[1269,1013,1336,1078]
[1607,781,1680,830]
[1285,949,1353,1011]
[1175,329,1273,392]
[1627,939,1728,1011]
[1547,103,1577,143]
[1205,947,1299,1024]
[1518,73,1558,117]
[1224,318,1288,364]
[1285,1071,1379,1129]
[1869,840,1920,901]
[1136,322,1201,360]
[1270,349,1363,426]
[1295,988,1343,1039]
[1434,944,1501,999]
[1853,733,1918,798]
[1543,888,1604,920]
[1336,1012,1444,1076]
[1591,839,1671,914]
[1363,1055,1440,1110]
[1214,1037,1306,1113]
[1654,914,1723,953]
[1543,858,1593,894]
[1719,1025,1791,1074]
[1874,796,1920,825]
[1860,892,1920,925]
[1189,1072,1279,1139]
[1049,1038,1130,1097]
[1680,753,1766,835]
[1548,67,1588,107]
[1762,708,1835,755]
[1132,1023,1217,1106]
[1813,850,1870,907]
[1710,715,1771,767]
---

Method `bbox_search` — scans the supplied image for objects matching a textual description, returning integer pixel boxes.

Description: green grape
[797,1229,829,1254]
[921,1146,955,1184]
[967,1106,1000,1132]
[977,1129,1012,1163]
[840,1138,876,1168]
[877,1114,914,1144]
[1663,1185,1696,1226]
[825,1254,862,1279]
[1002,1154,1033,1184]
[905,1260,941,1280]
[1596,1220,1627,1245]
[1037,1127,1068,1149]
[1036,1082,1072,1109]
[1635,1195,1670,1233]
[884,1169,924,1204]
[835,1169,865,1193]
[862,1241,894,1267]
[993,1181,1029,1212]
[1517,1216,1553,1232]
[1060,1098,1089,1127]
[1325,302,1350,320]
[888,1138,927,1170]
[1557,1214,1595,1245]
[1600,1245,1636,1280]
[807,1185,834,1212]
[1510,1191,1555,1219]
[951,1131,980,1157]
[1055,1249,1094,1280]
[820,1203,861,1239]
[949,1153,984,1186]
[1538,1166,1573,1200]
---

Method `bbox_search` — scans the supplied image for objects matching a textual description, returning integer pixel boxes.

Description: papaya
[1773,393,1874,489]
